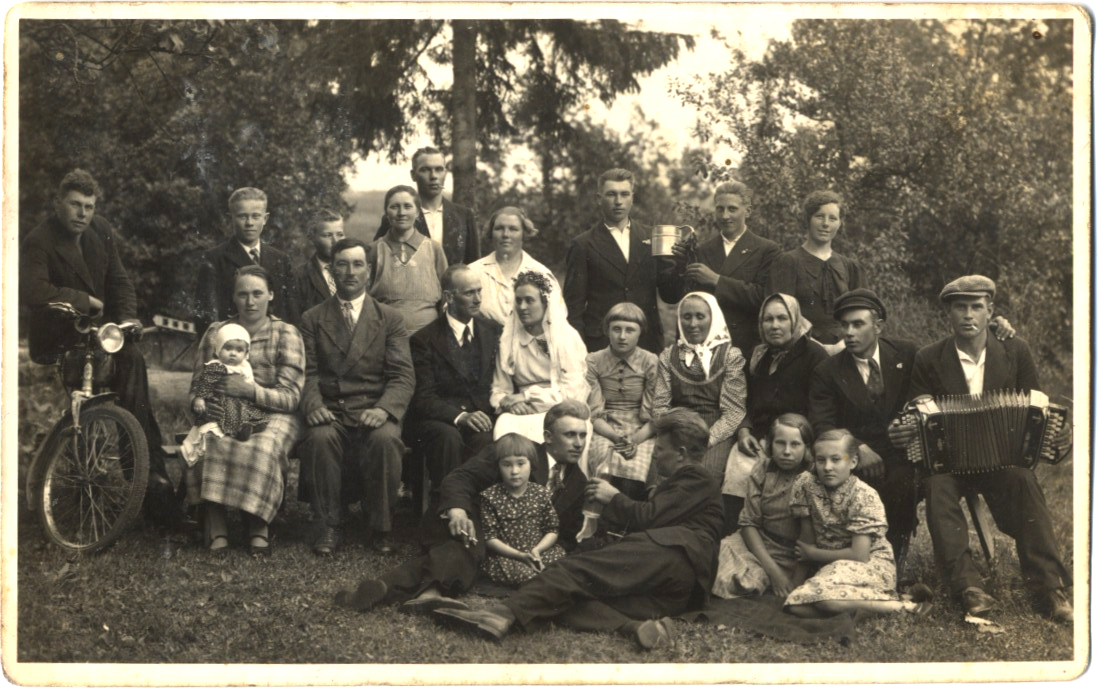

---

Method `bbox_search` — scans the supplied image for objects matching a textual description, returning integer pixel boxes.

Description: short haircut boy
[653,408,709,461]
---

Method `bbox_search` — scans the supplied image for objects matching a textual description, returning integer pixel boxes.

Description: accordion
[898,390,1070,475]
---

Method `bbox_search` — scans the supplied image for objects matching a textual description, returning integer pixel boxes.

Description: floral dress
[713,459,805,597]
[784,473,899,606]
[192,361,269,436]
[480,482,566,586]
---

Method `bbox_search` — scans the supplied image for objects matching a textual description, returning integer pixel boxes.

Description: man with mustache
[297,238,415,555]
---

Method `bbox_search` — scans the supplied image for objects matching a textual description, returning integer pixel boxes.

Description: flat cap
[939,275,996,302]
[832,288,886,320]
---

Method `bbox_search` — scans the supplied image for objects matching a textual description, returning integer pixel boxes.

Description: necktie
[462,325,472,348]
[249,248,261,265]
[342,301,356,332]
[866,358,884,399]
[322,263,336,295]
[548,464,564,496]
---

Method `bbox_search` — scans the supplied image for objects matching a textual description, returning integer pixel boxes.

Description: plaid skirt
[185,411,302,523]
[589,409,655,483]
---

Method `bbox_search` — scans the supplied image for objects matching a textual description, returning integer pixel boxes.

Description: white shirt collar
[340,291,367,321]
[239,240,261,258]
[445,311,474,342]
[851,342,882,384]
[955,343,987,395]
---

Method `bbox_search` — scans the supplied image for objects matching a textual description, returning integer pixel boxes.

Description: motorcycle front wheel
[37,403,149,552]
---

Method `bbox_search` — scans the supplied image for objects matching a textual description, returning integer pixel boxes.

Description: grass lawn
[12,359,1083,676]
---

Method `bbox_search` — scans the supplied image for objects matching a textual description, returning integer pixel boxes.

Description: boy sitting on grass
[433,407,724,651]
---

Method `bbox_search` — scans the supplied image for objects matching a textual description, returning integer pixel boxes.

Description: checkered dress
[185,318,305,522]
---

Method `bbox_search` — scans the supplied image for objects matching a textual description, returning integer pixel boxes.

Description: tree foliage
[675,19,1074,360]
[432,20,695,208]
[19,19,432,319]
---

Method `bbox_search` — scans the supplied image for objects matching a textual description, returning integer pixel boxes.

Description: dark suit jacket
[195,238,300,334]
[21,215,137,363]
[564,221,662,352]
[439,443,587,550]
[374,198,480,266]
[299,294,415,423]
[658,230,781,353]
[409,315,501,425]
[602,463,724,603]
[742,335,829,434]
[293,253,334,316]
[910,335,1039,399]
[808,337,918,463]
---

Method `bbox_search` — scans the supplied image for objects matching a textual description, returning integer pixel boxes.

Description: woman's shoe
[249,534,271,557]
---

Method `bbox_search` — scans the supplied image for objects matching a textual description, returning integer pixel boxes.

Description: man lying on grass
[432,407,723,651]
[334,399,591,611]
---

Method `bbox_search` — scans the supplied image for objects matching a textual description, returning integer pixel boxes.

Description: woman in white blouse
[489,270,588,442]
[469,206,565,326]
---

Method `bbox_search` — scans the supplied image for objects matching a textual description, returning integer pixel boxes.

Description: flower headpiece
[513,269,555,298]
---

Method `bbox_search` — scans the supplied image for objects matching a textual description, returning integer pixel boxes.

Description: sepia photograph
[2,1,1089,685]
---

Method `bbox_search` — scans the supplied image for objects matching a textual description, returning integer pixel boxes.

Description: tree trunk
[451,20,477,210]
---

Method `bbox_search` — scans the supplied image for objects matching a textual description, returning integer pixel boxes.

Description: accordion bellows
[900,390,1069,474]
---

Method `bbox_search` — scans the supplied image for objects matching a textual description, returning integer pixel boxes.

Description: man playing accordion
[892,275,1072,624]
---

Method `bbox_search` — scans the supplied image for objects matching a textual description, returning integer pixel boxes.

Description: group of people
[21,155,1072,651]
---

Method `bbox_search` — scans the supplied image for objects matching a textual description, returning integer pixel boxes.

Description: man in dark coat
[564,168,663,353]
[434,408,724,651]
[334,400,592,612]
[374,146,480,266]
[194,187,299,335]
[20,169,179,520]
[658,180,781,353]
[408,264,502,491]
[293,209,345,315]
[899,275,1072,623]
[297,238,416,555]
[807,288,919,565]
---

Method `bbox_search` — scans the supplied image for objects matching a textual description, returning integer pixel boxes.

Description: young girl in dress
[712,414,813,598]
[480,433,567,586]
[785,429,931,617]
[180,323,268,465]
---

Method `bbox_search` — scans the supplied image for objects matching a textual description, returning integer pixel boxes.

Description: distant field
[343,189,386,240]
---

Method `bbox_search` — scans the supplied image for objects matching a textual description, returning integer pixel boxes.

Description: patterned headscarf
[676,292,732,378]
[749,293,813,376]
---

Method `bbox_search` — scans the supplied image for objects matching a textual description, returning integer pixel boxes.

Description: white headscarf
[676,291,732,378]
[498,270,586,394]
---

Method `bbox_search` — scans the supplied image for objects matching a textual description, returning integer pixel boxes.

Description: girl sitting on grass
[785,429,931,617]
[480,433,567,586]
[712,413,813,598]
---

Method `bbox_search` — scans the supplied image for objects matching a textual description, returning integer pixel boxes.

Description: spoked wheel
[37,403,149,553]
